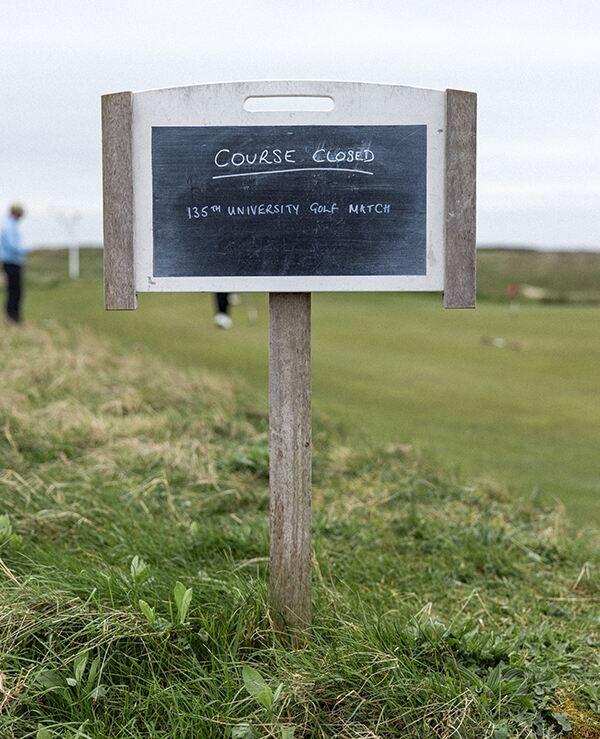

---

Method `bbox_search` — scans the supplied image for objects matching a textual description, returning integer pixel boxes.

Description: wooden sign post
[269,292,312,631]
[102,81,476,634]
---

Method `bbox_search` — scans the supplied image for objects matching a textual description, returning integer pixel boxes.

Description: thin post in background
[68,245,80,279]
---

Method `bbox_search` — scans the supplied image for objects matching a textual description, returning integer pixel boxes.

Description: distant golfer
[0,204,28,323]
[214,293,233,329]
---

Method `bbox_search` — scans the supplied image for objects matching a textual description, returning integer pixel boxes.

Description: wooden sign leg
[269,293,312,634]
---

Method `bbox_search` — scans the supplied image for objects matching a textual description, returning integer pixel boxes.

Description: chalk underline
[212,167,374,180]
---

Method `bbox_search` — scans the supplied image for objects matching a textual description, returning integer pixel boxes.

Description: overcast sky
[1,0,599,248]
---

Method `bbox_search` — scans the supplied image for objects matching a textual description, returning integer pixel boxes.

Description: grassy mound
[24,249,600,525]
[1,323,598,738]
[477,249,600,303]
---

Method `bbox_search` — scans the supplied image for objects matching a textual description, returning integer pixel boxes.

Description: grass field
[20,248,600,524]
[1,321,598,737]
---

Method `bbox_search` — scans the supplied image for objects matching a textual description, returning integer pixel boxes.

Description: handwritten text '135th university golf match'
[184,145,393,219]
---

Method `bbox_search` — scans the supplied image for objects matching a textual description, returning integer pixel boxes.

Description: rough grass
[22,249,600,525]
[1,323,599,738]
[477,249,600,302]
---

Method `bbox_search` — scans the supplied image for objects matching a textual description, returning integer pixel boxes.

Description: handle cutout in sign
[244,95,335,113]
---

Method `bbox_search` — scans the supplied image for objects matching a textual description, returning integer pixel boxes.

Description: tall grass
[1,323,598,737]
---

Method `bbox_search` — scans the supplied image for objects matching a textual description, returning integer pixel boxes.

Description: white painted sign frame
[103,81,476,307]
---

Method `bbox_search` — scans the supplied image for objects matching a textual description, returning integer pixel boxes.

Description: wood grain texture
[102,91,136,310]
[444,89,477,308]
[269,293,312,633]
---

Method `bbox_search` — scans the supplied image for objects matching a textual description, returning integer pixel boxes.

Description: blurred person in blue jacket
[0,204,28,323]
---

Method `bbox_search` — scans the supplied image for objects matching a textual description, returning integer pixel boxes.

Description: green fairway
[20,248,600,523]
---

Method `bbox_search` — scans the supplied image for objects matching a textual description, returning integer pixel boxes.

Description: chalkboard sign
[103,81,477,638]
[151,125,426,278]
[103,81,476,302]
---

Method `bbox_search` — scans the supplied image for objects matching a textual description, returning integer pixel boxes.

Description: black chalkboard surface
[152,125,426,278]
